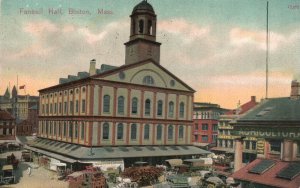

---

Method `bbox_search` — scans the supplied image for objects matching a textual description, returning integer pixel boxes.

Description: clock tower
[125,0,161,65]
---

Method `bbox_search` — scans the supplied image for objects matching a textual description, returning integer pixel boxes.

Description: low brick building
[231,80,300,188]
[0,109,16,140]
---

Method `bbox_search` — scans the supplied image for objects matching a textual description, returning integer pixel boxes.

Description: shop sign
[234,127,300,140]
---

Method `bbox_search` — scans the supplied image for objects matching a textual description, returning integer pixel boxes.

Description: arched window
[179,102,185,118]
[131,97,138,114]
[143,76,154,85]
[81,122,84,140]
[69,122,73,138]
[148,20,152,35]
[74,122,78,138]
[103,123,109,140]
[157,100,163,116]
[117,123,123,140]
[179,125,184,139]
[139,19,144,33]
[103,95,110,113]
[132,19,136,35]
[118,96,125,114]
[145,99,151,115]
[144,124,150,140]
[131,124,137,140]
[168,101,174,117]
[156,124,162,140]
[168,125,174,140]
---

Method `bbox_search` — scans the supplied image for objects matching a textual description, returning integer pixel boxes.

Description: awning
[24,145,77,163]
[193,142,210,147]
[27,138,211,161]
[165,159,183,167]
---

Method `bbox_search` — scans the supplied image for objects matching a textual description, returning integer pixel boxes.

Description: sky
[0,0,299,109]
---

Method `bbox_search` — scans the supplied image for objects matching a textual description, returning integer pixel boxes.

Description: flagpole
[17,75,19,94]
[266,1,269,99]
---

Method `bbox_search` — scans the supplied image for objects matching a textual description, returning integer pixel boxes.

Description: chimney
[251,96,256,102]
[89,59,96,76]
[290,80,300,99]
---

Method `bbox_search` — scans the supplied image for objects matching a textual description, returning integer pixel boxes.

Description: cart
[0,165,15,185]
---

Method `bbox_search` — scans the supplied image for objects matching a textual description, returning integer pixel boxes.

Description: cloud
[78,28,107,44]
[23,20,58,37]
[229,27,298,51]
[158,18,210,43]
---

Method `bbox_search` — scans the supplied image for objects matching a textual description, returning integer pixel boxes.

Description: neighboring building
[16,104,39,136]
[27,0,209,170]
[211,96,258,163]
[192,102,228,147]
[231,80,300,188]
[0,86,39,121]
[0,109,16,140]
[0,86,39,136]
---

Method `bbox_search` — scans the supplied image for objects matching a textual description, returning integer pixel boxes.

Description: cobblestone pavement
[0,150,68,188]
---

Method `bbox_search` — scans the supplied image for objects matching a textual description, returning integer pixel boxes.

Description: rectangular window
[53,122,56,135]
[63,122,67,137]
[42,104,45,114]
[244,141,250,150]
[81,123,84,140]
[64,102,68,114]
[194,135,198,142]
[59,102,62,114]
[58,122,61,136]
[54,103,57,114]
[213,124,218,131]
[50,104,53,114]
[75,100,79,113]
[194,124,198,130]
[252,141,256,150]
[202,124,208,131]
[74,123,78,138]
[82,99,86,113]
[202,135,208,142]
[212,135,217,142]
[70,101,74,114]
[49,122,52,134]
[69,123,73,138]
[46,104,49,114]
[270,140,281,153]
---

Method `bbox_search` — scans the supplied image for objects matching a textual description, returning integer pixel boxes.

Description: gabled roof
[237,97,300,122]
[0,110,14,120]
[226,98,258,115]
[40,59,195,92]
[92,58,195,92]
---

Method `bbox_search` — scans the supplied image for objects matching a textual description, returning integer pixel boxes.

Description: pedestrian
[27,166,31,176]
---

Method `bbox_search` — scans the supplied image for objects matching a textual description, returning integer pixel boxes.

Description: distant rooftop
[59,61,118,84]
[0,110,14,120]
[238,97,300,122]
